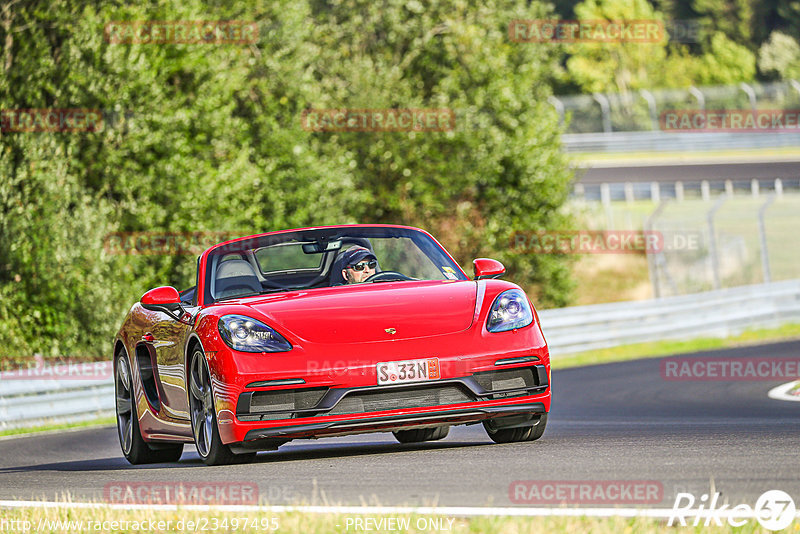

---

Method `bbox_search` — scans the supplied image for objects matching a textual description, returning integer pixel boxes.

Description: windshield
[203,227,467,303]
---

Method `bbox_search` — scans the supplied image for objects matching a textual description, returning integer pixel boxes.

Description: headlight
[218,315,292,353]
[486,289,533,332]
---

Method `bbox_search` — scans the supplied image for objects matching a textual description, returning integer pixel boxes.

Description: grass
[0,505,780,533]
[0,415,115,439]
[554,322,800,369]
[567,194,800,304]
[570,253,652,305]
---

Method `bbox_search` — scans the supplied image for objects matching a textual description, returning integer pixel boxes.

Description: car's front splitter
[241,401,546,441]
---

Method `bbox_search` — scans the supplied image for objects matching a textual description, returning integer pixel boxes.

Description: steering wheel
[364,271,413,283]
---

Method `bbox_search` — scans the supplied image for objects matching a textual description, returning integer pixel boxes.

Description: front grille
[250,387,327,414]
[324,384,475,416]
[473,368,536,391]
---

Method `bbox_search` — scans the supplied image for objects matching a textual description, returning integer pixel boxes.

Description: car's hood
[239,280,477,343]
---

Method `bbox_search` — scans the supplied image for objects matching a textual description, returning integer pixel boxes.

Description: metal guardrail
[576,179,800,202]
[539,279,800,354]
[0,366,114,430]
[553,80,800,137]
[562,131,800,153]
[1,279,799,429]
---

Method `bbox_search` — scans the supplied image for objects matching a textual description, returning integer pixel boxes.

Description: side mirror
[141,286,182,313]
[473,258,506,280]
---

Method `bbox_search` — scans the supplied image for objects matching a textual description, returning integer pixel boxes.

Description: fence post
[548,96,565,127]
[689,86,705,110]
[593,92,612,133]
[790,79,800,98]
[739,83,757,111]
[645,200,669,299]
[775,178,783,197]
[751,179,760,198]
[758,195,776,283]
[640,89,659,130]
[707,195,727,290]
[650,181,660,203]
[624,182,635,203]
[701,180,710,201]
[601,183,613,228]
[725,180,734,197]
[675,181,684,202]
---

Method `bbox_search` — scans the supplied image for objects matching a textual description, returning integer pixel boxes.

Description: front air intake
[324,384,475,416]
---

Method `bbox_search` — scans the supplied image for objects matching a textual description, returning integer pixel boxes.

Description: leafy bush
[0,0,575,359]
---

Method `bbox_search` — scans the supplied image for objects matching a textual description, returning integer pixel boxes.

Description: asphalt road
[1,340,798,508]
[578,161,800,184]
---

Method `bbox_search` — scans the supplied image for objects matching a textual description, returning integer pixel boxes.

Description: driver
[340,246,378,284]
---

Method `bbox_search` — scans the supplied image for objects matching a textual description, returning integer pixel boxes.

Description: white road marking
[1,500,800,520]
[768,381,800,402]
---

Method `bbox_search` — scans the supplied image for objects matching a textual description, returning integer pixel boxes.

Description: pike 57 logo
[669,490,796,530]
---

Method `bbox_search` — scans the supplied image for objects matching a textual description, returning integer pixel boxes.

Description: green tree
[0,0,576,358]
[294,0,576,305]
[565,0,756,93]
[758,30,800,78]
[566,0,668,95]
[0,0,360,357]
[692,0,752,47]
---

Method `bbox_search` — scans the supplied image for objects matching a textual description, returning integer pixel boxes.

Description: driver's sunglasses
[348,260,377,271]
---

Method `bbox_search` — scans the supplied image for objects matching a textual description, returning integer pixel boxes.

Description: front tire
[393,425,449,443]
[189,349,255,466]
[484,413,548,444]
[115,350,183,464]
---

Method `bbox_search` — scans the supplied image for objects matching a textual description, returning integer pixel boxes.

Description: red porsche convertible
[113,225,550,465]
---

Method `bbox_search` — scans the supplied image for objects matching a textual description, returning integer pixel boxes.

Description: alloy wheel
[115,356,134,455]
[189,351,215,458]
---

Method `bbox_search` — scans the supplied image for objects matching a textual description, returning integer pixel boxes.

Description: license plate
[377,358,440,385]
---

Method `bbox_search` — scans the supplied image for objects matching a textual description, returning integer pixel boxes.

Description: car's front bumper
[204,319,552,445]
[216,362,550,444]
[241,401,547,442]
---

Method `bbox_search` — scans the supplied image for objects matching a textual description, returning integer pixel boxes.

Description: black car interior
[207,236,380,300]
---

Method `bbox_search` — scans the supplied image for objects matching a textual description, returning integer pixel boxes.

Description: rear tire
[115,350,183,464]
[484,413,547,444]
[189,349,256,466]
[393,426,449,444]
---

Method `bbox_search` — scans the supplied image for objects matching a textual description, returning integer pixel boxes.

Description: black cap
[341,246,376,267]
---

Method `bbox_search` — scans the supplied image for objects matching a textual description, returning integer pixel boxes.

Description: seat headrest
[214,260,261,299]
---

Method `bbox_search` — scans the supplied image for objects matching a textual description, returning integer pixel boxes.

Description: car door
[148,310,193,420]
